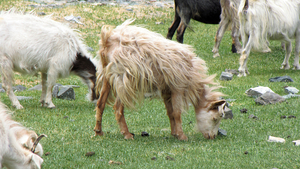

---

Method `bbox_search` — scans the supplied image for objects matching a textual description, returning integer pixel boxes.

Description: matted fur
[95,20,225,140]
[0,10,98,109]
[0,102,43,168]
[97,20,221,111]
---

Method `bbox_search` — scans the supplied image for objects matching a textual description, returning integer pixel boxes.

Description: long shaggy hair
[239,0,300,50]
[97,19,222,111]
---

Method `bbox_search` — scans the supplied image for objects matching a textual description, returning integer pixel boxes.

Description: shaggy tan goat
[94,20,226,141]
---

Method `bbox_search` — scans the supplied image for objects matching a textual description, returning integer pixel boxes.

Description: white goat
[0,10,98,109]
[238,0,300,76]
[212,0,242,58]
[0,102,45,169]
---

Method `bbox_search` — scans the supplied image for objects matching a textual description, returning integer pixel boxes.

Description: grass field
[1,0,300,168]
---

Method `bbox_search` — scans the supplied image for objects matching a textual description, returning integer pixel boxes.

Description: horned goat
[0,101,46,169]
[94,20,226,141]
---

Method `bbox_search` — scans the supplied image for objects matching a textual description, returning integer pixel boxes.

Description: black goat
[166,0,221,43]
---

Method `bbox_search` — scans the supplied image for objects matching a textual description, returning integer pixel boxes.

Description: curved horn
[31,134,47,153]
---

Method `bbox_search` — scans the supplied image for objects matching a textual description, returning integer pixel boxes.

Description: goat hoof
[14,104,24,109]
[280,65,290,70]
[213,53,220,58]
[293,65,300,70]
[94,130,104,136]
[124,133,134,140]
[177,134,188,141]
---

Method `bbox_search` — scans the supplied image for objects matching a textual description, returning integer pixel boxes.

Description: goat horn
[31,134,47,153]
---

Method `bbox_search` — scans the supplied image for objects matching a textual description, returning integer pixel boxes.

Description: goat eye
[213,117,217,121]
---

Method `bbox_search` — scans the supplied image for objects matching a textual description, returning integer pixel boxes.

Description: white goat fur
[238,0,300,76]
[0,102,43,169]
[0,11,97,109]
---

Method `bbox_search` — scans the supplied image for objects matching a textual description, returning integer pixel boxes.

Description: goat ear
[29,154,43,168]
[209,100,226,110]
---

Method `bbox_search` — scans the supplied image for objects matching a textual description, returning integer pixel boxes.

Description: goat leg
[114,98,134,139]
[94,78,111,136]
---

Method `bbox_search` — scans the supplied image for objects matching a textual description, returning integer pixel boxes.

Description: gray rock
[28,84,42,91]
[284,87,299,94]
[248,114,258,119]
[282,93,300,99]
[218,128,227,136]
[28,83,62,91]
[223,106,233,119]
[269,76,294,82]
[225,69,239,75]
[13,85,26,92]
[52,85,60,98]
[219,72,233,81]
[0,89,5,93]
[57,86,75,100]
[16,96,33,100]
[255,91,285,105]
[246,86,274,98]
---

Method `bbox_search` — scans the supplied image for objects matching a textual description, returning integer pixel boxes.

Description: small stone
[244,151,248,154]
[284,87,299,94]
[165,156,175,161]
[225,69,239,75]
[246,86,274,98]
[223,106,233,119]
[269,76,294,82]
[292,140,300,146]
[16,96,33,100]
[155,22,164,25]
[38,12,46,15]
[28,84,42,91]
[13,85,26,91]
[85,151,95,157]
[151,157,157,160]
[141,131,149,137]
[219,72,233,81]
[57,86,75,100]
[248,114,258,119]
[218,128,227,136]
[240,108,248,113]
[280,115,287,119]
[44,152,51,156]
[255,91,285,105]
[63,116,69,119]
[268,136,285,143]
[108,160,122,165]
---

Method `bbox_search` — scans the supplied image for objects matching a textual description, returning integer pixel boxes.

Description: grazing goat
[166,0,239,55]
[212,0,242,58]
[94,20,226,141]
[0,102,45,169]
[167,0,221,43]
[0,11,98,109]
[238,0,300,76]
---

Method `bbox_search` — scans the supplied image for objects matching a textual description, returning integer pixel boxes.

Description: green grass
[1,0,300,168]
